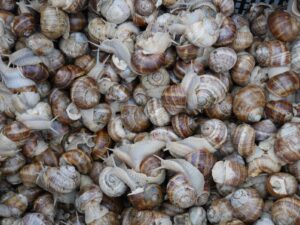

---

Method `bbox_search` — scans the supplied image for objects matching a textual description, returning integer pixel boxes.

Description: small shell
[204,95,233,120]
[12,13,36,37]
[133,84,149,106]
[3,121,31,142]
[266,71,300,99]
[176,43,199,62]
[140,69,170,90]
[59,32,89,58]
[161,85,187,115]
[144,98,170,127]
[71,77,100,109]
[19,162,43,187]
[33,194,55,222]
[231,52,255,86]
[92,129,112,160]
[171,114,197,138]
[59,149,92,174]
[232,123,256,157]
[231,26,253,51]
[167,174,197,209]
[207,198,234,224]
[75,54,96,73]
[233,85,266,122]
[209,47,237,73]
[265,100,293,124]
[230,188,263,223]
[215,17,237,46]
[121,104,151,132]
[20,64,49,83]
[200,119,228,149]
[252,119,277,141]
[53,65,85,89]
[108,116,137,142]
[185,149,217,179]
[25,33,54,56]
[291,39,300,73]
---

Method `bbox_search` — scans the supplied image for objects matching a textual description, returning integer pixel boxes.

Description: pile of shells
[0,0,300,224]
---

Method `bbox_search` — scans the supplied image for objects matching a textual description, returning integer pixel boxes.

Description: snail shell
[75,54,96,73]
[213,0,234,16]
[204,95,233,120]
[70,76,100,109]
[36,165,80,194]
[161,84,187,115]
[144,98,170,127]
[19,162,43,187]
[212,160,247,186]
[255,40,291,67]
[291,39,300,73]
[53,65,85,89]
[231,26,253,51]
[215,16,237,46]
[207,198,234,224]
[233,85,266,122]
[131,50,165,75]
[231,52,255,86]
[271,197,300,225]
[48,0,87,13]
[100,0,131,24]
[69,12,87,32]
[253,119,277,141]
[266,71,300,99]
[232,123,256,157]
[176,43,199,62]
[33,194,55,222]
[2,121,31,143]
[59,32,89,58]
[0,191,28,217]
[59,149,92,174]
[40,6,69,40]
[108,115,137,142]
[266,172,298,198]
[22,133,48,158]
[288,161,300,181]
[41,49,65,73]
[200,119,228,149]
[20,64,49,83]
[171,113,197,138]
[265,100,293,124]
[121,104,151,132]
[230,188,263,223]
[92,129,112,160]
[128,184,163,210]
[274,122,300,164]
[167,174,197,209]
[12,13,36,37]
[185,149,217,179]
[25,33,54,56]
[209,47,237,73]
[0,0,15,11]
[34,148,59,167]
[268,10,300,42]
[140,69,170,90]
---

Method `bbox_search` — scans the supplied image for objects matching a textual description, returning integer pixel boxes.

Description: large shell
[167,174,197,209]
[171,114,197,138]
[233,85,266,122]
[271,197,300,225]
[274,122,300,164]
[230,188,263,223]
[231,26,253,51]
[209,47,237,73]
[255,40,291,67]
[36,165,80,194]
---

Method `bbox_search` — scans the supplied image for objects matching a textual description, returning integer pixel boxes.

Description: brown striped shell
[231,26,253,51]
[266,71,300,98]
[53,65,85,89]
[215,17,236,47]
[12,13,36,37]
[271,197,300,225]
[209,47,237,73]
[212,160,247,186]
[19,162,43,187]
[200,119,228,149]
[144,98,170,127]
[231,52,255,86]
[274,122,300,164]
[59,149,92,174]
[121,104,151,132]
[204,95,233,120]
[171,114,197,138]
[36,165,80,194]
[255,40,291,67]
[92,129,112,160]
[230,188,263,223]
[233,85,266,122]
[3,121,31,142]
[70,76,100,109]
[161,85,187,115]
[185,149,217,179]
[253,119,277,141]
[265,100,293,124]
[232,123,256,157]
[176,43,198,62]
[167,174,197,209]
